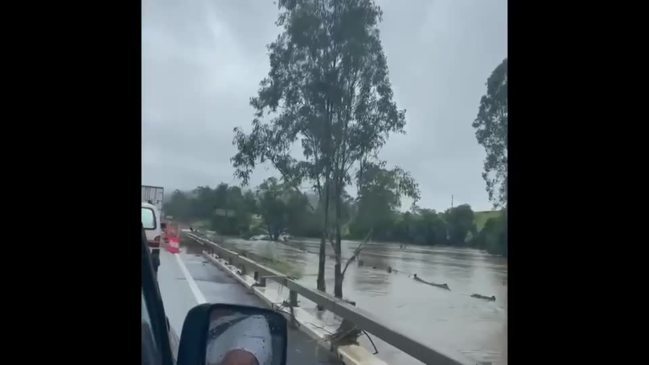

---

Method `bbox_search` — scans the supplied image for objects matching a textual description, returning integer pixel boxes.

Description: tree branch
[342,228,373,277]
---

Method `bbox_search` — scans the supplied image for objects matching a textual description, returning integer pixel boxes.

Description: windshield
[142,1,507,364]
[141,207,156,230]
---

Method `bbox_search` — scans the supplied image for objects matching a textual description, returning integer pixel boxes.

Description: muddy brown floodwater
[214,236,507,365]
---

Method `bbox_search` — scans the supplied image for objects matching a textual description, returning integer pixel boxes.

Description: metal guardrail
[185,232,464,365]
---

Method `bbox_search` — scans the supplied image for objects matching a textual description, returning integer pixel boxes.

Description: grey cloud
[142,0,507,211]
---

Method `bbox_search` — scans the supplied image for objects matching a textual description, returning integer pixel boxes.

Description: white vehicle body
[141,202,162,245]
[142,185,165,216]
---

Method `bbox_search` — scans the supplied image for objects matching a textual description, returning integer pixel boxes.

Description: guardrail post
[240,264,246,275]
[287,290,299,329]
[289,290,298,307]
[253,271,267,287]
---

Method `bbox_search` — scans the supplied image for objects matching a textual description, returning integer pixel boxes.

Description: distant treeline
[164,180,507,256]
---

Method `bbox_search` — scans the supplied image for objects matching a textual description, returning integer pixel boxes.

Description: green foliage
[413,209,448,245]
[256,177,288,240]
[349,162,419,240]
[256,177,321,240]
[358,208,447,245]
[162,185,257,236]
[473,209,507,256]
[164,190,193,221]
[211,186,254,236]
[166,182,507,256]
[444,204,476,245]
[474,210,501,231]
[473,58,508,207]
[243,190,258,215]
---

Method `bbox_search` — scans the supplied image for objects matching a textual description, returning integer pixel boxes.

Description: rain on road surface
[211,236,507,365]
[156,244,338,365]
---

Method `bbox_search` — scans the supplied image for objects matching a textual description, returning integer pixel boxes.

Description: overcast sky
[142,0,507,212]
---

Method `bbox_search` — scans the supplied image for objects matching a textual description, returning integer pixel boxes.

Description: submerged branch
[342,228,373,277]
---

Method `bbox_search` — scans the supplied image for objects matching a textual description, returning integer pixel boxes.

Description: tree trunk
[333,178,344,299]
[318,236,326,288]
[319,100,334,302]
[334,261,343,298]
[317,177,330,295]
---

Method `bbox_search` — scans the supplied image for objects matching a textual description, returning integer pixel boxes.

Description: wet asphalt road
[156,243,339,365]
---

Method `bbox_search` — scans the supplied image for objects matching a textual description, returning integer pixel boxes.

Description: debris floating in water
[470,293,496,301]
[413,274,451,290]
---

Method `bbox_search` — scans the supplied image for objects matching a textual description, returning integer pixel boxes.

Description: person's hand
[220,349,259,365]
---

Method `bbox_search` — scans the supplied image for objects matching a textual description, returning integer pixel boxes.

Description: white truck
[142,185,164,215]
[142,185,164,275]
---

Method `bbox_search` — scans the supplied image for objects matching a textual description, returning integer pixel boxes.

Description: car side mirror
[161,223,167,230]
[177,303,287,365]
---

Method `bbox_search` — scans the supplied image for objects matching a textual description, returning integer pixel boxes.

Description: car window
[142,289,162,365]
[142,207,156,230]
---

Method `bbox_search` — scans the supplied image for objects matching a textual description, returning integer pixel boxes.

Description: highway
[156,241,338,365]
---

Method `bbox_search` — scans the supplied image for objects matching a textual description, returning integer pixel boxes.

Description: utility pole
[451,194,454,209]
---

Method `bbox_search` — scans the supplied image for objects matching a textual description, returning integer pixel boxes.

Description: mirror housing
[177,303,287,365]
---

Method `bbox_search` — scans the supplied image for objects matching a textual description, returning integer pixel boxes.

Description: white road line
[174,253,207,304]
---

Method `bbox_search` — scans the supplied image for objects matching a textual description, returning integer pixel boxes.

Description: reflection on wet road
[215,236,507,365]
